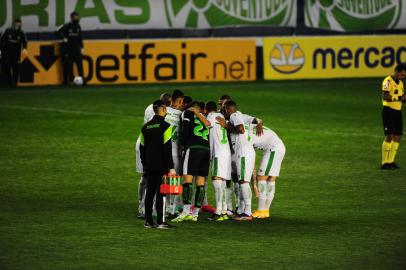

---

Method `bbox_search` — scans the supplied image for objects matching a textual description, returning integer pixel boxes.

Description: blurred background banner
[263,35,406,80]
[0,0,297,33]
[305,0,406,31]
[18,39,256,86]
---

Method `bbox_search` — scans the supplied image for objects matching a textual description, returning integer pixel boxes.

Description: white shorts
[236,149,255,182]
[212,154,231,180]
[258,143,286,177]
[135,137,143,173]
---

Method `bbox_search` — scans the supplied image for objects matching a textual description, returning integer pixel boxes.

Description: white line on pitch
[0,104,140,119]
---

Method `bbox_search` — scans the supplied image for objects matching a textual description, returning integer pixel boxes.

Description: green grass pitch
[0,79,405,269]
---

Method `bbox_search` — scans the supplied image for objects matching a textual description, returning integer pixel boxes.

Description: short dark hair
[152,100,165,113]
[172,89,184,101]
[220,94,231,101]
[395,63,406,72]
[224,100,237,108]
[205,101,217,113]
[199,102,205,111]
[183,96,192,105]
[159,92,172,106]
[190,101,201,109]
[71,11,79,17]
[14,19,22,23]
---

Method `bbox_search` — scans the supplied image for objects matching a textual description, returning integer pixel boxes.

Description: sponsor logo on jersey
[269,43,305,74]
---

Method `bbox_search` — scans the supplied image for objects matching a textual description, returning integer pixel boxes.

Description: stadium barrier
[19,39,256,86]
[263,35,406,80]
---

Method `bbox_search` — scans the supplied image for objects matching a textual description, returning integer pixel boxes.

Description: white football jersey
[250,125,283,151]
[239,111,255,125]
[143,104,154,124]
[207,112,231,159]
[165,107,182,145]
[229,111,254,155]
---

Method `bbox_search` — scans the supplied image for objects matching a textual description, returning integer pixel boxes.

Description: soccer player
[0,19,28,87]
[172,102,210,222]
[136,93,171,218]
[140,100,176,229]
[217,100,256,221]
[206,101,231,221]
[250,125,286,218]
[164,90,184,214]
[57,12,85,85]
[381,63,406,170]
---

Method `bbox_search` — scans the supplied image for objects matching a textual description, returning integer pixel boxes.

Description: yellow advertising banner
[18,39,256,86]
[263,35,406,80]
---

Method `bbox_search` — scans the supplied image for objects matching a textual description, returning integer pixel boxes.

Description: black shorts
[382,106,403,135]
[183,148,210,177]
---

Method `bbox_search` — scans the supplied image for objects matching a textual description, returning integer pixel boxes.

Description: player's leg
[192,176,206,220]
[202,180,215,213]
[167,152,180,215]
[211,157,223,218]
[381,107,395,169]
[191,149,210,220]
[388,135,401,168]
[209,156,227,221]
[172,149,194,222]
[226,180,234,216]
[231,154,240,213]
[387,111,402,168]
[135,138,147,218]
[263,143,286,218]
[11,58,19,87]
[254,150,273,218]
[234,152,255,221]
[144,173,156,227]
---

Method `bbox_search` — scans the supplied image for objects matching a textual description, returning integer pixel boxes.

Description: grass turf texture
[0,79,405,270]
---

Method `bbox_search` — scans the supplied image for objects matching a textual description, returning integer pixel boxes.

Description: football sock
[257,181,267,210]
[265,181,276,210]
[213,180,223,215]
[226,181,233,211]
[234,182,240,209]
[221,181,227,214]
[388,141,399,164]
[182,204,191,215]
[195,185,206,209]
[182,183,193,205]
[382,141,392,164]
[203,181,209,206]
[240,183,252,216]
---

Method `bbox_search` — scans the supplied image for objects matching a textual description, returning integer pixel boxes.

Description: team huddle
[136,90,285,224]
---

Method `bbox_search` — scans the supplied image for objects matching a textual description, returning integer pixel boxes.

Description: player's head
[13,19,22,30]
[70,12,80,23]
[394,63,406,80]
[219,94,231,106]
[205,101,217,114]
[159,92,172,106]
[152,100,167,117]
[190,101,202,113]
[171,89,184,109]
[223,100,237,119]
[182,96,193,110]
[199,102,205,112]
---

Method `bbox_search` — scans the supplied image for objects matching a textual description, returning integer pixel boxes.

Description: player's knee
[385,135,393,142]
[257,175,267,181]
[394,135,402,142]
